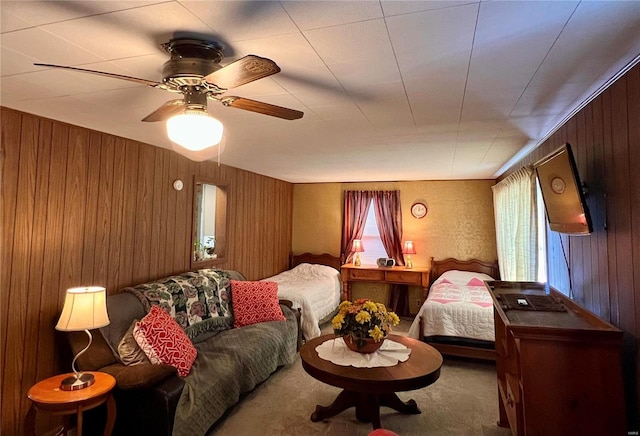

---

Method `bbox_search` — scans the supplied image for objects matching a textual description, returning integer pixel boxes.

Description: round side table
[26,371,116,436]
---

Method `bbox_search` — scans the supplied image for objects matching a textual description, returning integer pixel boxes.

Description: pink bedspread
[427,282,494,308]
[408,281,495,341]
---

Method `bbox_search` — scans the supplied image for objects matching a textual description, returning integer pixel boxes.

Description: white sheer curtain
[492,167,538,281]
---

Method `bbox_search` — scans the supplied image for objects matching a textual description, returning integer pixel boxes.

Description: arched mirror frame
[191,176,228,269]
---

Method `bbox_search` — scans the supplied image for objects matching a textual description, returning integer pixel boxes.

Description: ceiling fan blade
[34,63,162,87]
[204,55,280,89]
[220,97,303,120]
[142,100,185,122]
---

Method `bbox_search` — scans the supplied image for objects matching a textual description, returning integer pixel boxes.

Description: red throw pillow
[133,306,197,377]
[230,280,286,328]
[467,277,486,286]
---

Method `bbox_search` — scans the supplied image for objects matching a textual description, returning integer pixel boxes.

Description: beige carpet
[207,320,512,436]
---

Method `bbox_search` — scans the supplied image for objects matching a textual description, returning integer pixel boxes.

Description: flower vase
[343,335,384,354]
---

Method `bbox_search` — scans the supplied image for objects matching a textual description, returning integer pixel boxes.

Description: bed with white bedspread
[262,253,342,340]
[408,257,499,360]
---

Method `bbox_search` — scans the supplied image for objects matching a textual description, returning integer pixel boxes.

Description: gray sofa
[69,269,299,436]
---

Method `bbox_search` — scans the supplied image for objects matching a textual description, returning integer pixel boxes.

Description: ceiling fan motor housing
[161,38,225,90]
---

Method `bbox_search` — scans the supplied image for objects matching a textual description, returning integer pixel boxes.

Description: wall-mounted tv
[534,143,593,235]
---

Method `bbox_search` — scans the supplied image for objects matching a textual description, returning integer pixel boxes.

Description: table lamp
[352,239,364,267]
[55,286,110,391]
[403,241,416,269]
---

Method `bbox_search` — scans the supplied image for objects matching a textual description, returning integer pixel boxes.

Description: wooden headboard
[290,252,342,270]
[429,257,500,284]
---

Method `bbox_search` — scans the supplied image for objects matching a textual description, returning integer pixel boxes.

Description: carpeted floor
[207,320,512,436]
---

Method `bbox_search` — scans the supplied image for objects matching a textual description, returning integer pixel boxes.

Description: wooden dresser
[487,281,625,436]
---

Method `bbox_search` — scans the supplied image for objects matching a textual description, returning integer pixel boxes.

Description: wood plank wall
[500,63,640,429]
[0,107,293,435]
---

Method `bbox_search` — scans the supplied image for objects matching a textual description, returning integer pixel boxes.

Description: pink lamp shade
[352,239,364,252]
[402,241,416,269]
[351,239,364,266]
[402,240,416,254]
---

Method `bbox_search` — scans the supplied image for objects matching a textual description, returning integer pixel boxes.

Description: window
[536,180,547,283]
[358,201,388,265]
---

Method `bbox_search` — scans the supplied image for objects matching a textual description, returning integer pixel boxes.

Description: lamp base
[60,372,95,391]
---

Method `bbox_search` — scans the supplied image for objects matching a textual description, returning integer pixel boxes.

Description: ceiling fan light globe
[166,112,223,151]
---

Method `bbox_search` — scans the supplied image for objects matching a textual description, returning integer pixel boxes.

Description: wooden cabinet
[487,281,625,436]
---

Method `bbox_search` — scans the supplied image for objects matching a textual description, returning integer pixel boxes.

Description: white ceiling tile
[381,1,479,17]
[511,81,589,118]
[179,1,298,42]
[1,8,32,33]
[303,19,400,85]
[1,27,104,65]
[528,1,640,91]
[1,74,57,102]
[282,1,382,30]
[1,1,165,28]
[461,101,512,122]
[40,3,211,60]
[227,33,324,69]
[386,4,478,81]
[351,81,413,127]
[107,53,169,82]
[0,47,44,76]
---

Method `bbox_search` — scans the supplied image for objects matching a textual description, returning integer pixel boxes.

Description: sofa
[69,269,300,436]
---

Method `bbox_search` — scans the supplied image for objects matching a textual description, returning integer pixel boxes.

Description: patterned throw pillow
[133,306,197,377]
[230,280,286,328]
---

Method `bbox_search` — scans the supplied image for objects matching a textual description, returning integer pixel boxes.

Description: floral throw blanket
[124,269,233,340]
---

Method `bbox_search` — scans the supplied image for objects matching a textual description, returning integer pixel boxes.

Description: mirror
[192,177,227,268]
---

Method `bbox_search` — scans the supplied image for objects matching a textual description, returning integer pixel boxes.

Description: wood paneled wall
[501,63,639,429]
[0,107,293,435]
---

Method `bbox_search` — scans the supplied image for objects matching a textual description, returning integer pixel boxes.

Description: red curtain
[341,191,373,263]
[372,190,405,266]
[342,190,404,265]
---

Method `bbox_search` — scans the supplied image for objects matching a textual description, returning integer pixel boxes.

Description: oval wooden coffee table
[300,334,443,430]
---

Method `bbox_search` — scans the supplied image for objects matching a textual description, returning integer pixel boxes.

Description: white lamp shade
[166,112,224,151]
[56,286,110,331]
[169,135,227,162]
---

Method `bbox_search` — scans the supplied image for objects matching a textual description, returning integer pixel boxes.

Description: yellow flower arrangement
[332,299,400,349]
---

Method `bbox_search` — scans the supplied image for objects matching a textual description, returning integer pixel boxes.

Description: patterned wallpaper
[292,180,498,314]
[292,180,497,266]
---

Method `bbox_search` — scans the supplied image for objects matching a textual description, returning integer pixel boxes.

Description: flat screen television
[534,143,593,235]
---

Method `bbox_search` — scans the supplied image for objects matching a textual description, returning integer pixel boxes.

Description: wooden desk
[26,371,116,436]
[300,334,442,429]
[340,264,430,305]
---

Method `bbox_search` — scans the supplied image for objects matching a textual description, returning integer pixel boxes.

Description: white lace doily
[315,337,412,368]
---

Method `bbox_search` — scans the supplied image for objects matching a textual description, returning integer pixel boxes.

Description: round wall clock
[410,202,428,219]
[550,177,565,194]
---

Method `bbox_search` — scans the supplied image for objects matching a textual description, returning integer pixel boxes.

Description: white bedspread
[408,271,495,342]
[263,263,341,339]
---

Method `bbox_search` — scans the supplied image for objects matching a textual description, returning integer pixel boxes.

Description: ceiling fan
[34,37,303,154]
